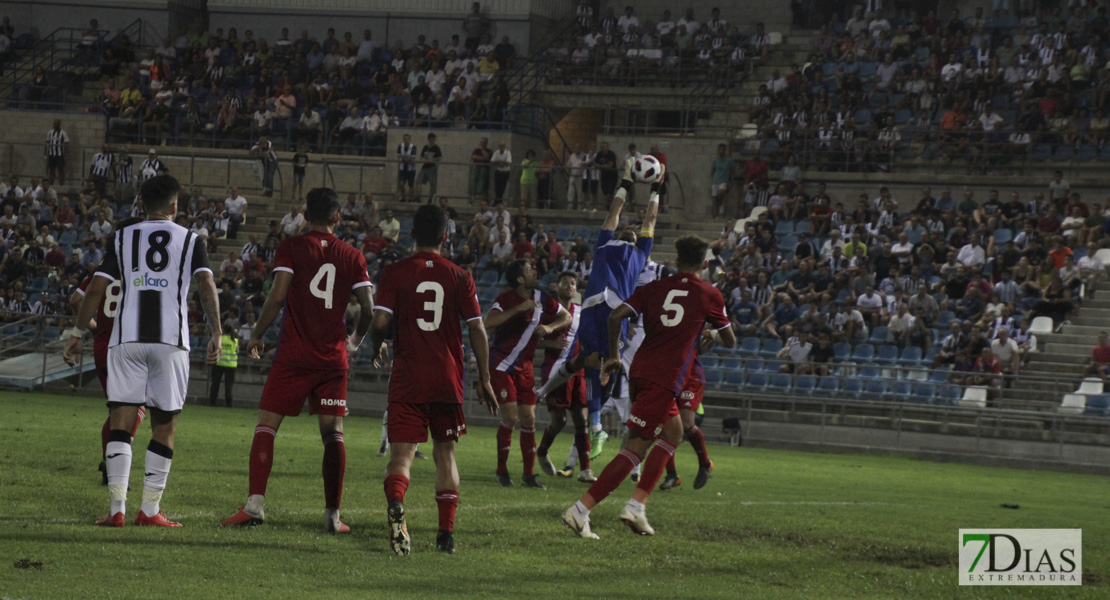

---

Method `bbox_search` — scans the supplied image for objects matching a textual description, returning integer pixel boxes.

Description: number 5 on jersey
[661,289,688,327]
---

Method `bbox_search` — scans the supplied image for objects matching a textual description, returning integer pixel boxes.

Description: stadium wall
[0,110,107,182]
[598,0,793,34]
[3,0,202,44]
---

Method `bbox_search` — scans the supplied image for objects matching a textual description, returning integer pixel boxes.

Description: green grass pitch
[0,392,1105,599]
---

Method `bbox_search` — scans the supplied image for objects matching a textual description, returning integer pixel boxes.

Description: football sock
[496,422,512,474]
[105,430,132,515]
[537,426,556,456]
[585,448,641,505]
[574,426,591,470]
[436,490,458,532]
[631,462,642,477]
[140,440,173,516]
[635,440,677,501]
[520,426,536,476]
[571,500,590,519]
[589,411,602,432]
[380,410,388,446]
[248,425,277,497]
[686,425,709,466]
[100,418,111,458]
[384,474,409,504]
[322,432,345,510]
[665,454,677,476]
[537,364,573,399]
[133,407,146,437]
[624,498,646,515]
[565,444,578,470]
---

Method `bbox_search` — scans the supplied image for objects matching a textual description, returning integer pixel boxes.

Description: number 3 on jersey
[310,264,337,309]
[661,289,688,327]
[416,281,444,331]
[103,281,122,318]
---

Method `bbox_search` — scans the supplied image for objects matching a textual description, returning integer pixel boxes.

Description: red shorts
[387,401,467,444]
[627,378,680,439]
[491,368,536,406]
[260,363,349,417]
[95,346,109,395]
[678,377,704,412]
[546,372,586,410]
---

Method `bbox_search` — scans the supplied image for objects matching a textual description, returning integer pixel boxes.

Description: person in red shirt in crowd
[1049,238,1073,270]
[1038,209,1062,236]
[1084,332,1110,379]
[361,225,388,263]
[742,150,768,190]
[541,231,564,274]
[223,188,374,534]
[242,252,266,280]
[959,346,1002,388]
[369,203,498,555]
[512,231,534,259]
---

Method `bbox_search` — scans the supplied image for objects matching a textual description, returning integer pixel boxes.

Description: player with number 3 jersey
[222,188,374,534]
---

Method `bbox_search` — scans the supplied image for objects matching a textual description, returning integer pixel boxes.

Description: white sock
[245,494,265,516]
[105,440,132,515]
[590,422,603,434]
[631,463,642,476]
[565,444,578,469]
[615,187,628,202]
[325,508,340,529]
[140,443,173,517]
[573,500,590,518]
[538,364,575,399]
[625,498,645,515]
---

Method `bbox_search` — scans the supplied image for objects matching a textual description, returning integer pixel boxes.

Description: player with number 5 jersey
[369,204,498,556]
[222,188,374,534]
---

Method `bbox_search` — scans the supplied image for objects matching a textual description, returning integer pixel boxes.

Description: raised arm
[601,193,625,232]
[483,298,535,329]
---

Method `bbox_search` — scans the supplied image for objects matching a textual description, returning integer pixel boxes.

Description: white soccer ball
[632,155,663,183]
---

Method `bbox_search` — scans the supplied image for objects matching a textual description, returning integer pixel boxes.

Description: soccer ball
[632,156,662,183]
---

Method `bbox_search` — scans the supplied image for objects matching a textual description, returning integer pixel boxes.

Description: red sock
[520,426,536,476]
[537,426,557,456]
[496,423,513,474]
[436,490,458,532]
[248,425,277,497]
[384,474,409,504]
[686,425,709,466]
[574,426,590,470]
[132,407,146,439]
[636,440,677,500]
[322,432,345,510]
[100,417,111,459]
[585,449,641,505]
[666,454,677,475]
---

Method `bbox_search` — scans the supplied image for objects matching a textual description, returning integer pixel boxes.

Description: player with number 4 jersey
[223,188,374,534]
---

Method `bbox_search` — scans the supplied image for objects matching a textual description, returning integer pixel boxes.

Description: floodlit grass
[0,391,1105,599]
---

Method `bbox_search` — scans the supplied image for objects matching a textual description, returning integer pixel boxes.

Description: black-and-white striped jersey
[139,158,166,181]
[115,155,134,183]
[90,152,114,179]
[46,129,69,156]
[95,220,211,350]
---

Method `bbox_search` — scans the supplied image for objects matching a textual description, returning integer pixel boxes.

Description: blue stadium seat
[574,226,593,240]
[1077,145,1098,162]
[1099,146,1110,162]
[842,378,864,398]
[851,344,875,362]
[928,367,950,383]
[720,357,742,371]
[775,220,794,236]
[815,377,840,396]
[738,337,761,355]
[832,342,851,362]
[744,359,764,373]
[898,346,923,365]
[479,270,499,286]
[763,360,785,373]
[937,311,955,328]
[1085,395,1110,416]
[875,345,899,365]
[893,109,912,125]
[854,109,872,124]
[777,234,797,251]
[745,372,768,390]
[868,326,889,344]
[911,383,936,403]
[759,338,784,357]
[793,220,811,234]
[941,384,962,405]
[992,228,1013,245]
[555,226,572,240]
[704,369,725,388]
[891,381,912,397]
[1052,145,1075,162]
[769,373,792,391]
[700,356,720,370]
[795,375,816,393]
[859,364,883,379]
[862,380,887,400]
[1029,144,1052,161]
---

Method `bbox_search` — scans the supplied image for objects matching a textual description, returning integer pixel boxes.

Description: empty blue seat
[875,345,899,365]
[941,384,962,405]
[862,380,887,399]
[775,220,794,235]
[1029,144,1052,161]
[720,357,742,371]
[723,370,744,387]
[479,270,499,286]
[832,342,851,361]
[763,360,785,373]
[851,344,875,361]
[911,383,936,403]
[842,378,864,398]
[700,356,720,370]
[868,326,890,344]
[555,226,572,240]
[859,364,883,379]
[738,337,761,355]
[795,375,816,393]
[745,372,768,389]
[1077,145,1098,162]
[928,367,950,383]
[575,226,593,240]
[1052,145,1075,162]
[891,381,913,397]
[1085,395,1110,416]
[759,338,784,357]
[704,369,725,387]
[937,311,955,328]
[777,234,797,252]
[793,220,811,234]
[815,377,840,396]
[898,346,923,365]
[769,373,792,390]
[992,228,1013,245]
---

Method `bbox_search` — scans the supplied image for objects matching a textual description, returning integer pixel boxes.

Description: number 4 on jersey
[310,264,336,309]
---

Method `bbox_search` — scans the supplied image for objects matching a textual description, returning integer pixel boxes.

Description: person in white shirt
[89,210,113,239]
[490,230,513,270]
[957,241,986,268]
[280,204,306,237]
[991,328,1021,375]
[224,186,248,239]
[1077,243,1104,299]
[856,285,885,328]
[890,232,914,266]
[777,334,813,373]
[888,304,915,346]
[677,9,700,37]
[617,6,639,34]
[487,215,511,245]
[490,142,513,200]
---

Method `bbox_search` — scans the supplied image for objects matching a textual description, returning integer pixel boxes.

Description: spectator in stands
[991,327,1021,378]
[491,141,513,201]
[489,230,513,272]
[464,2,490,52]
[280,203,306,238]
[777,332,813,373]
[378,208,400,241]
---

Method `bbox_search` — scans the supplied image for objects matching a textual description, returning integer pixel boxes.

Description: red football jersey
[77,274,122,368]
[623,274,729,394]
[541,301,581,379]
[488,288,562,374]
[376,251,481,405]
[272,230,370,370]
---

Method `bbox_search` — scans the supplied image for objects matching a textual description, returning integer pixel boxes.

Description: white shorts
[107,343,191,413]
[712,182,729,195]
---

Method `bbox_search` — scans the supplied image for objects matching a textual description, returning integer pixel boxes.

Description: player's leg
[385,440,417,556]
[563,430,654,539]
[517,402,543,488]
[618,413,683,536]
[493,370,518,486]
[683,404,713,489]
[223,409,285,526]
[318,413,348,533]
[536,350,586,399]
[137,407,182,527]
[223,366,235,407]
[432,440,459,553]
[378,409,389,457]
[661,408,697,490]
[208,365,223,405]
[584,367,609,459]
[537,402,567,477]
[100,403,141,526]
[570,404,594,482]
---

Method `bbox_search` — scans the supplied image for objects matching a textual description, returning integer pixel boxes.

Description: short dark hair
[675,235,709,269]
[412,203,447,247]
[505,260,529,288]
[557,270,579,284]
[304,187,340,225]
[140,175,181,213]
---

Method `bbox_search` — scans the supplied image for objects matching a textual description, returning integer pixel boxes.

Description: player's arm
[348,285,374,346]
[195,270,222,363]
[67,288,97,332]
[467,318,498,415]
[604,303,636,374]
[367,308,392,365]
[600,192,625,232]
[483,299,535,329]
[249,270,292,357]
[534,304,571,339]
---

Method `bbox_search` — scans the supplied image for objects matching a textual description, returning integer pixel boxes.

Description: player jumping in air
[534,271,595,483]
[369,204,498,555]
[222,188,374,534]
[485,260,571,489]
[562,236,735,538]
[536,158,661,459]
